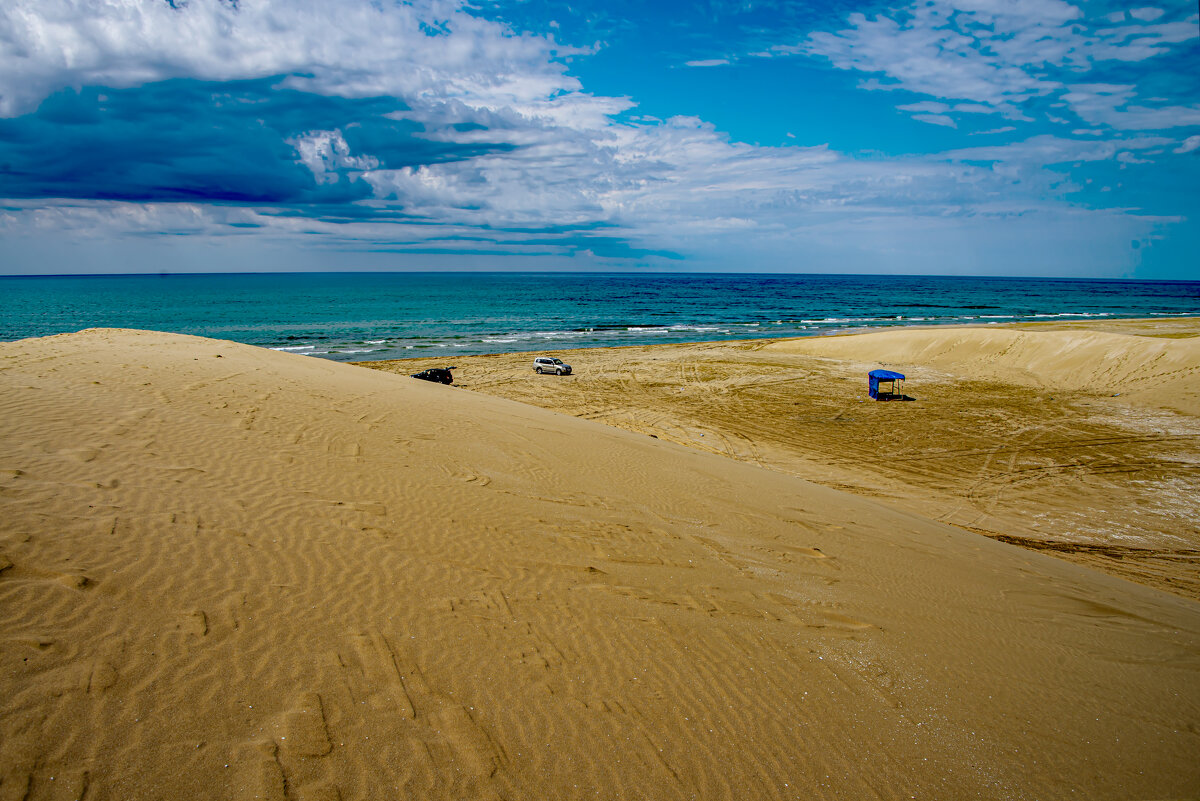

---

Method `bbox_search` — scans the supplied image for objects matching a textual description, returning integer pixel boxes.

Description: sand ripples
[3,329,1200,799]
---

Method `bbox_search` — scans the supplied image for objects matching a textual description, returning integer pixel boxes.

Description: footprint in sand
[179,609,208,637]
[233,693,339,801]
[0,554,97,590]
[340,630,504,794]
[807,610,877,636]
[56,573,96,590]
[87,660,119,694]
[345,630,416,718]
[62,446,100,462]
[282,692,332,758]
[233,739,286,801]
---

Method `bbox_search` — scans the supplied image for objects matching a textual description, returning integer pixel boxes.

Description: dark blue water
[2,273,1198,361]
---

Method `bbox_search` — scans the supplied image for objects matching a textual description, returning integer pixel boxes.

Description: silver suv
[533,356,572,376]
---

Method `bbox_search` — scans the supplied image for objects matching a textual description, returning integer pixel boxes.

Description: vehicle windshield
[552,359,563,364]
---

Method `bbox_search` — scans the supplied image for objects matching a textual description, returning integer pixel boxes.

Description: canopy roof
[868,369,905,380]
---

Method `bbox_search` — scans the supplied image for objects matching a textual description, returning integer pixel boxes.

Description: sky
[0,0,1197,278]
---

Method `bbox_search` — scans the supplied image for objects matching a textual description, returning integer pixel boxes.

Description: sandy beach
[3,324,1199,799]
[369,318,1200,599]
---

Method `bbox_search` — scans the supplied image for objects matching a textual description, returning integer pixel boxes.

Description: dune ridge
[764,324,1200,414]
[2,328,1199,800]
[365,321,1200,599]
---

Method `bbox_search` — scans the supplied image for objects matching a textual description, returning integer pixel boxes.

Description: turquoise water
[2,272,1198,361]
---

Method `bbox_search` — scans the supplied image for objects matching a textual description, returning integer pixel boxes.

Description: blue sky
[0,0,1197,277]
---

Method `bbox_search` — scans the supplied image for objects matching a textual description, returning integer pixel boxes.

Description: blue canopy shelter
[868,369,905,400]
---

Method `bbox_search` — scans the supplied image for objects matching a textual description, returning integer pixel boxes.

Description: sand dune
[3,328,1200,799]
[765,323,1200,415]
[372,322,1200,598]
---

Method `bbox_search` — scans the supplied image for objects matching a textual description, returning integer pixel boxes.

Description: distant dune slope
[2,329,1199,800]
[366,324,1200,597]
[765,326,1200,414]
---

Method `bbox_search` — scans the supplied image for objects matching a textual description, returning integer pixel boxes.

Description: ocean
[2,272,1198,362]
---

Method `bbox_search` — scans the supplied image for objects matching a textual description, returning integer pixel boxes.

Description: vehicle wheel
[535,367,543,374]
[556,369,563,376]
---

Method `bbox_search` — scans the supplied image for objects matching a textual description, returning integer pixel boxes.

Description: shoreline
[322,313,1200,363]
[7,271,1198,360]
[342,314,1200,362]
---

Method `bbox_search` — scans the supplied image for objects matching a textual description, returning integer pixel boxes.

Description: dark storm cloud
[0,77,515,205]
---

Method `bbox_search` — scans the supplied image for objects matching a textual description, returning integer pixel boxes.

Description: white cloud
[803,5,1058,109]
[898,100,1005,126]
[951,103,1000,115]
[0,0,1190,276]
[1117,150,1150,164]
[912,114,957,128]
[1129,7,1164,21]
[288,130,379,184]
[3,0,1034,248]
[898,102,952,114]
[944,133,1171,165]
[684,59,731,67]
[793,0,1198,131]
[1084,19,1198,62]
[1064,84,1200,130]
[0,0,584,118]
[1175,135,1200,154]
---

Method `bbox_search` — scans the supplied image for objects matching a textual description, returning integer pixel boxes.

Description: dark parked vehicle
[411,367,455,384]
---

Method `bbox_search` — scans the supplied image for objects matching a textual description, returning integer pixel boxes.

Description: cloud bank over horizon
[0,0,1197,277]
